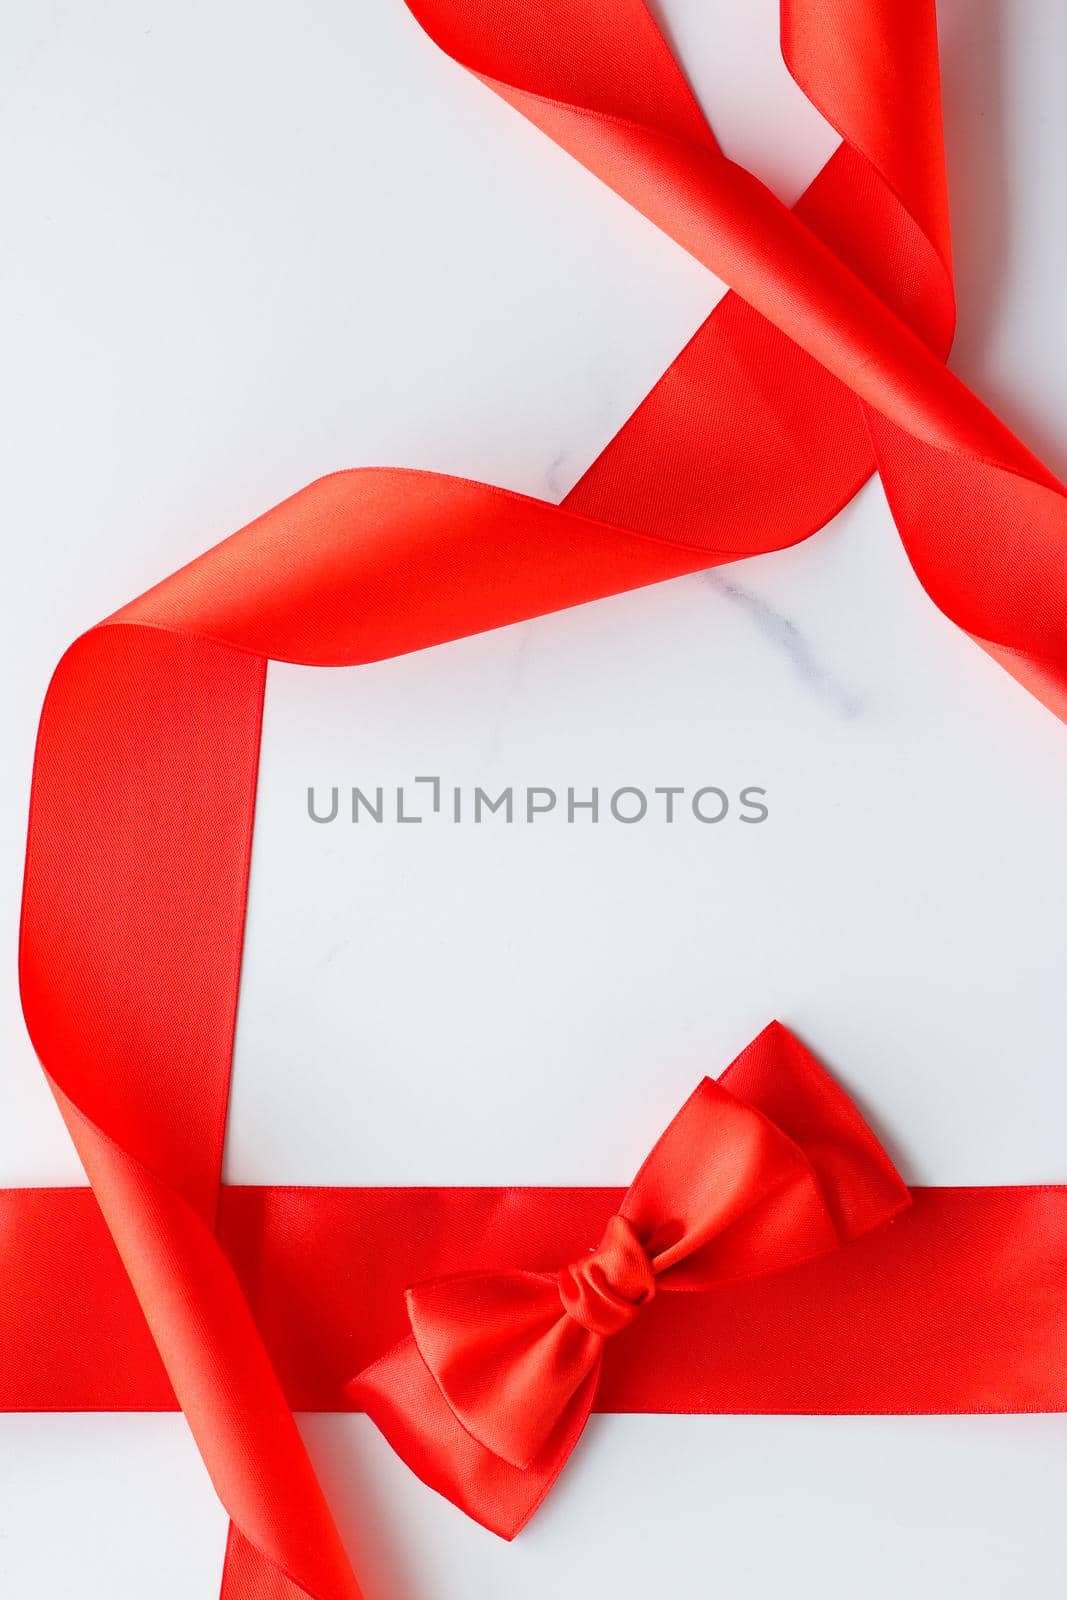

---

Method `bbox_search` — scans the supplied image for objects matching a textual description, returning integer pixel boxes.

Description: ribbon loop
[558,1214,656,1336]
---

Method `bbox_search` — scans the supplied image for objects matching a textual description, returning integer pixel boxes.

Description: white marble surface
[2,1,1066,1596]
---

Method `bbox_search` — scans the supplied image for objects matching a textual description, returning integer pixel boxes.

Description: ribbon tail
[348,1338,596,1540]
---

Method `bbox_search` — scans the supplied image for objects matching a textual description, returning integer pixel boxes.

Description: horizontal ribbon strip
[2,1183,1065,1417]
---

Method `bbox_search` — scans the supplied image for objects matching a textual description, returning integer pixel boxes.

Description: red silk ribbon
[10,3,1067,1599]
[4,1179,1066,1419]
[350,1022,910,1536]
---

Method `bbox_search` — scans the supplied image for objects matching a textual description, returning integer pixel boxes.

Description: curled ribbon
[350,1022,909,1537]
[11,3,1067,1599]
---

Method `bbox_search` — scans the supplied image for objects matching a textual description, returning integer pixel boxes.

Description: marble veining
[705,572,867,717]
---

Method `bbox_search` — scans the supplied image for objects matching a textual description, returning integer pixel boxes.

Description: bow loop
[624,1074,840,1290]
[406,1269,602,1468]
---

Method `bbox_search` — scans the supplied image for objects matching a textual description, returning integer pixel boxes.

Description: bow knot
[350,1023,910,1539]
[557,1214,656,1336]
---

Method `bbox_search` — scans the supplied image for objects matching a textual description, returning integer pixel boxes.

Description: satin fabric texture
[12,3,1067,1599]
[349,1022,911,1537]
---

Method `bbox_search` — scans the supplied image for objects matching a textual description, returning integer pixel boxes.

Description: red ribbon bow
[350,1023,909,1537]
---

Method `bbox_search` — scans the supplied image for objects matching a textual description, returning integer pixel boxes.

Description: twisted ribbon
[10,4,1067,1599]
[351,1022,909,1537]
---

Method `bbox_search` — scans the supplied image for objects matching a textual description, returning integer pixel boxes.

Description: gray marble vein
[705,573,867,717]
